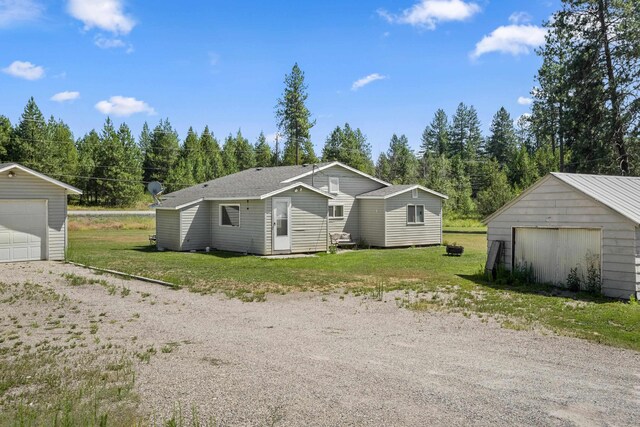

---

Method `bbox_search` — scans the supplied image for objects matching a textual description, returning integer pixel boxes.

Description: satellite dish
[147,181,164,206]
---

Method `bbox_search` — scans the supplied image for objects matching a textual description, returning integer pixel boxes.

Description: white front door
[0,200,47,262]
[272,198,291,252]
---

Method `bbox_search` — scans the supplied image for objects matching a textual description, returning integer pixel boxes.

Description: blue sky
[1,0,558,157]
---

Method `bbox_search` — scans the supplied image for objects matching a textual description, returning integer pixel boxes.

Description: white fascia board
[281,161,391,187]
[357,185,448,200]
[260,182,335,199]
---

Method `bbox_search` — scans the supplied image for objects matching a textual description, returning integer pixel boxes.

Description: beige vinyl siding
[156,210,181,251]
[358,199,386,247]
[211,200,265,254]
[0,172,68,260]
[487,176,638,299]
[385,190,442,247]
[264,189,328,254]
[636,228,640,296]
[180,202,211,251]
[298,165,384,240]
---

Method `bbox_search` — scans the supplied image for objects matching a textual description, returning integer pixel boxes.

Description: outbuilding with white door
[0,163,81,262]
[485,172,640,300]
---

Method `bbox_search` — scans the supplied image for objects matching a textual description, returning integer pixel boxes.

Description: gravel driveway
[2,262,639,426]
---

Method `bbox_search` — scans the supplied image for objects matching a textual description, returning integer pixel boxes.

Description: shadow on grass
[444,230,487,235]
[458,273,618,304]
[131,246,247,259]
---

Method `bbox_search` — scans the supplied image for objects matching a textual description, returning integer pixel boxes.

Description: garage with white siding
[0,163,81,262]
[485,172,640,299]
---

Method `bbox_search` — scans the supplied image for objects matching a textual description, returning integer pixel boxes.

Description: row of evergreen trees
[0,96,550,215]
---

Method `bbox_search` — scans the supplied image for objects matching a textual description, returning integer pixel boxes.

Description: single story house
[156,161,447,255]
[485,172,640,299]
[0,163,82,262]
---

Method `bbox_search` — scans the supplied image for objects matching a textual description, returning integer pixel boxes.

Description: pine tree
[375,153,391,182]
[254,132,273,167]
[275,63,317,165]
[486,107,517,165]
[143,119,179,184]
[165,157,195,193]
[449,102,482,160]
[234,129,255,171]
[385,134,418,184]
[421,109,449,157]
[200,126,224,179]
[222,134,238,174]
[182,127,206,183]
[44,116,78,177]
[9,97,47,170]
[94,119,143,207]
[138,122,152,155]
[321,123,374,173]
[0,115,11,161]
[76,130,101,204]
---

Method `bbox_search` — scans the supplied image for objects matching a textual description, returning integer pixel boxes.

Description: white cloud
[0,0,43,28]
[471,24,547,58]
[95,96,156,117]
[508,11,532,25]
[51,91,80,102]
[351,73,387,91]
[67,0,135,34]
[94,35,133,52]
[517,96,533,105]
[2,60,45,80]
[378,0,480,29]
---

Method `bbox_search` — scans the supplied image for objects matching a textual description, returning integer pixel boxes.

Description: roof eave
[0,163,83,195]
[281,161,391,187]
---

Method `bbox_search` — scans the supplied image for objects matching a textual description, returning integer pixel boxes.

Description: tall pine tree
[275,63,317,165]
[143,119,179,184]
[421,109,449,157]
[486,107,517,165]
[254,132,273,167]
[200,126,224,179]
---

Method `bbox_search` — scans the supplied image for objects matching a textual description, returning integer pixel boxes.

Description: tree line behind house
[0,0,638,215]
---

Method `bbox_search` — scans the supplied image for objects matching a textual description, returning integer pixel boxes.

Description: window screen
[220,205,240,227]
[407,205,425,224]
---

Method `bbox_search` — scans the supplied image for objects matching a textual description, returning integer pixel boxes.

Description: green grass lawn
[67,226,640,351]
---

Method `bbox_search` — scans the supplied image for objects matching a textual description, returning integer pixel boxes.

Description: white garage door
[0,200,47,262]
[514,228,601,285]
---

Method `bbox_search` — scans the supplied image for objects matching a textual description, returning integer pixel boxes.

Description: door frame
[272,197,292,253]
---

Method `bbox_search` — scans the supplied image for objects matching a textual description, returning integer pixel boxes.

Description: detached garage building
[485,172,640,299]
[0,163,81,262]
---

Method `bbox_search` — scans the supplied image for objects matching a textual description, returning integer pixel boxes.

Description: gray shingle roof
[159,163,334,208]
[551,172,640,225]
[357,184,448,200]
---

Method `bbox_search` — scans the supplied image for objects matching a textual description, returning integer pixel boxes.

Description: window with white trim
[329,177,340,194]
[220,204,240,227]
[407,204,425,224]
[328,205,344,219]
[411,188,418,199]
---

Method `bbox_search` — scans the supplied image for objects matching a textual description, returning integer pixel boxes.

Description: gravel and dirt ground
[1,261,639,426]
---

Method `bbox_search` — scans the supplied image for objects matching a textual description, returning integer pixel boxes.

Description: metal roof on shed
[484,172,640,225]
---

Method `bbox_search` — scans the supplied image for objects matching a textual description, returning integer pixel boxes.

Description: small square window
[329,205,344,219]
[220,205,240,227]
[412,188,418,199]
[329,177,340,194]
